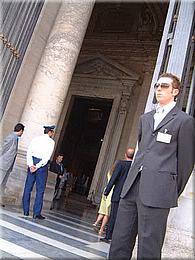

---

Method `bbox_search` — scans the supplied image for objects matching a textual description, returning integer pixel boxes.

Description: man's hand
[30,165,37,173]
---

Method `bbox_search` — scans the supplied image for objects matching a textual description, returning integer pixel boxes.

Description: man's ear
[173,89,179,97]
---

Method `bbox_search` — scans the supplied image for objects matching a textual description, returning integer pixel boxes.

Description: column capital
[119,93,130,114]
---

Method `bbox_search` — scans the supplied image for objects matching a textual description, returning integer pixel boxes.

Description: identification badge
[156,131,172,143]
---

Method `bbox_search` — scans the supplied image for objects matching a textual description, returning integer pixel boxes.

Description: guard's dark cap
[43,125,55,131]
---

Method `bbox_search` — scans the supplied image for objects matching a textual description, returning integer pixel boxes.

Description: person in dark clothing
[50,154,71,210]
[50,154,65,191]
[50,172,68,210]
[100,148,134,243]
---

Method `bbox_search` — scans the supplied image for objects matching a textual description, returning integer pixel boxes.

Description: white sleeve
[36,141,55,169]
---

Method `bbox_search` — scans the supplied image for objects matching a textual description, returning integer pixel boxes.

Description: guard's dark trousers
[22,157,48,216]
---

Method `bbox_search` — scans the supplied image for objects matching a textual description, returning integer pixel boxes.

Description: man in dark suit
[50,154,65,191]
[109,73,195,259]
[100,148,134,243]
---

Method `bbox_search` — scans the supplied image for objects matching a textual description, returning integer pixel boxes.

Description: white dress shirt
[27,134,55,169]
[154,101,176,130]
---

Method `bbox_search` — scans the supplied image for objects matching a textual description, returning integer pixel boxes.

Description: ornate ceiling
[87,2,168,38]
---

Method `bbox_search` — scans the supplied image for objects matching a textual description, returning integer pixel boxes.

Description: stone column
[20,0,94,150]
[4,1,94,205]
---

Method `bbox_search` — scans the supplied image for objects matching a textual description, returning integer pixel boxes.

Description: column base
[164,195,194,258]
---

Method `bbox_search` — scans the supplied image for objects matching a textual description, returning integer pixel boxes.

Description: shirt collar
[43,134,50,138]
[13,132,19,139]
[155,101,176,114]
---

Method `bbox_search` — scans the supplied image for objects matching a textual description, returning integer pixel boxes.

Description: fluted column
[20,0,94,150]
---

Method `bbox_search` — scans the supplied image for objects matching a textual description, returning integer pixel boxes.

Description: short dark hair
[57,153,64,157]
[14,123,25,132]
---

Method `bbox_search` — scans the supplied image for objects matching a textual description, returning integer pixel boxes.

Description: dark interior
[59,96,113,196]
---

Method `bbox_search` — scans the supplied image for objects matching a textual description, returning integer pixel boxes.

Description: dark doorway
[59,96,113,197]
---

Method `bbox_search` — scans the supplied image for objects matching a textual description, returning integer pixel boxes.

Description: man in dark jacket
[109,73,195,259]
[100,148,134,243]
[50,154,65,191]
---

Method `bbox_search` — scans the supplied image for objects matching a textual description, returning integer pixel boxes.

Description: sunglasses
[154,83,172,90]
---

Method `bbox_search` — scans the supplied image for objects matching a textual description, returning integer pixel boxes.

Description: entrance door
[59,96,113,197]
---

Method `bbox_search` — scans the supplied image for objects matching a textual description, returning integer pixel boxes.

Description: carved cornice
[74,54,140,81]
[72,54,140,94]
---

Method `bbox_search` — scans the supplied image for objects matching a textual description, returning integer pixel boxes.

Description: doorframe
[54,86,121,201]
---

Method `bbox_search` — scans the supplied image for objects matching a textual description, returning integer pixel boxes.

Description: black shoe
[24,212,29,216]
[100,237,111,243]
[33,214,45,220]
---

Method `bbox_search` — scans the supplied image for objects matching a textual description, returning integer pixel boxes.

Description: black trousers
[108,174,170,260]
[105,201,119,239]
[55,178,61,191]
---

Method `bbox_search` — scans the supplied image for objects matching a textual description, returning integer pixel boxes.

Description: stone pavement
[0,205,194,259]
[0,205,110,259]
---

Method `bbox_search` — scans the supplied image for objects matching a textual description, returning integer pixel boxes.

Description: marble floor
[0,205,110,259]
[0,202,193,259]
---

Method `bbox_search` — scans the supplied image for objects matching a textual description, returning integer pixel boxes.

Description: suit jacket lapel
[154,106,180,132]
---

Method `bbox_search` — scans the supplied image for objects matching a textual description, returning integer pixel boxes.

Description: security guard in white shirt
[22,125,55,219]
